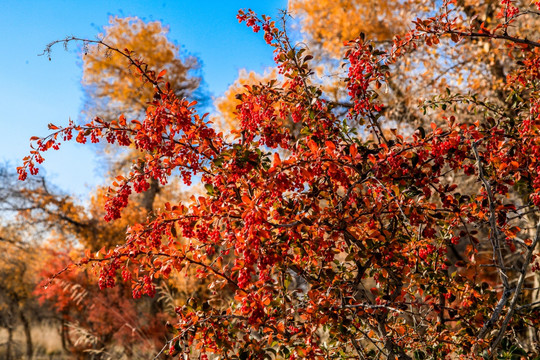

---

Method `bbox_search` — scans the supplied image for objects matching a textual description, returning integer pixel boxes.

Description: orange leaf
[307,139,318,154]
[241,195,252,206]
[273,152,281,166]
[350,144,358,158]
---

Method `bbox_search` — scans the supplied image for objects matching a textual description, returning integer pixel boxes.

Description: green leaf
[205,183,215,196]
[213,157,224,168]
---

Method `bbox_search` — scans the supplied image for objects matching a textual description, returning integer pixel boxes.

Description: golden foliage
[74,179,199,251]
[213,68,279,134]
[289,0,540,128]
[289,0,426,56]
[82,16,202,120]
[81,17,206,230]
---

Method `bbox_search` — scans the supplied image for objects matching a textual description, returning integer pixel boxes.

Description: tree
[82,16,205,121]
[20,1,540,358]
[35,249,172,359]
[0,167,67,360]
[0,238,38,360]
[289,0,420,54]
[80,16,207,214]
[289,0,540,127]
[0,165,185,358]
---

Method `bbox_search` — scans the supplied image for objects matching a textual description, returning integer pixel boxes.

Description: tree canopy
[82,16,205,121]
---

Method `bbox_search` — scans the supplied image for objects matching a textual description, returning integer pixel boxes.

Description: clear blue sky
[0,0,288,198]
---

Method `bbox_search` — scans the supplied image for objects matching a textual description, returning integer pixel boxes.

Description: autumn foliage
[17,1,540,359]
[82,16,204,121]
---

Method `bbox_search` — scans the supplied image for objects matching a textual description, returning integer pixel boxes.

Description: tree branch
[488,221,540,357]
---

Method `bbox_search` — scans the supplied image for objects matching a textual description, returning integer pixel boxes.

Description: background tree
[0,168,65,359]
[35,249,172,359]
[0,165,190,358]
[82,16,206,121]
[0,236,39,360]
[289,0,540,126]
[81,16,208,215]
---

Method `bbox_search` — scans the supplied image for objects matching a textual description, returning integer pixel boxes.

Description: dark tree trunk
[6,322,13,360]
[19,310,33,359]
[60,318,71,353]
[141,177,160,213]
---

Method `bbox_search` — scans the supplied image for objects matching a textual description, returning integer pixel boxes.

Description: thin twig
[471,141,509,289]
[489,221,540,357]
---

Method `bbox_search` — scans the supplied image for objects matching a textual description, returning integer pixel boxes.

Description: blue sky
[0,0,288,198]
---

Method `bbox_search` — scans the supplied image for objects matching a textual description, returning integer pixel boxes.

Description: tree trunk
[19,310,33,359]
[141,177,160,214]
[60,318,70,352]
[6,322,13,360]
